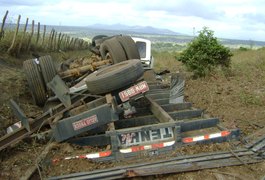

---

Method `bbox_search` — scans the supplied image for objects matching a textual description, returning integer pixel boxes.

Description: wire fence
[0,10,89,56]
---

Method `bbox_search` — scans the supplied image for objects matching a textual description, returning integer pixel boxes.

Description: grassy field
[154,47,265,134]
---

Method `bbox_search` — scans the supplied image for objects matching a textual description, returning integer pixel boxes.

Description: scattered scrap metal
[0,35,264,179]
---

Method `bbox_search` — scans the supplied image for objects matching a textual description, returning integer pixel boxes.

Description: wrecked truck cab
[132,37,154,69]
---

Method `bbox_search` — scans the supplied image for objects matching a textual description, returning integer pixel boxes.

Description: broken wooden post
[0,10,8,40]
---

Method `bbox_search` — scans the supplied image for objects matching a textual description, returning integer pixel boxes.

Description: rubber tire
[92,35,108,47]
[85,59,144,94]
[99,37,127,64]
[116,36,140,60]
[23,59,47,106]
[39,55,57,88]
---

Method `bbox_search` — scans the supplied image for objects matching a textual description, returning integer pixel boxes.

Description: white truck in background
[132,37,154,69]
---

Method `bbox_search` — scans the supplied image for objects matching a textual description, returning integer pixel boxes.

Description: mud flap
[9,99,30,132]
[53,104,119,142]
[47,75,71,108]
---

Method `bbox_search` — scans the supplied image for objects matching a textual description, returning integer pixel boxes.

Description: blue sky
[1,0,265,41]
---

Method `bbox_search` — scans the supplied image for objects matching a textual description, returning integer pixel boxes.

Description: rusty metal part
[58,59,111,78]
[0,91,90,151]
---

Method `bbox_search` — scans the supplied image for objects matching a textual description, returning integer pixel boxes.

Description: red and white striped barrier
[182,131,231,143]
[119,141,175,153]
[52,141,175,163]
[6,121,22,134]
[52,150,112,163]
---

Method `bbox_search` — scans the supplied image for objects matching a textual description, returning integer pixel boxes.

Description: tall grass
[152,50,183,73]
[231,48,265,72]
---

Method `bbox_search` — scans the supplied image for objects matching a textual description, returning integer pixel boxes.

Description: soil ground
[0,49,265,180]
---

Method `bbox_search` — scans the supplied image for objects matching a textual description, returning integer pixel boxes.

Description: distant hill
[3,23,265,48]
[87,23,183,36]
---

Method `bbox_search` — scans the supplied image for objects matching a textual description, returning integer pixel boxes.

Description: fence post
[42,25,46,47]
[57,32,61,51]
[27,20,35,52]
[48,29,55,50]
[36,22,40,44]
[66,36,71,50]
[53,31,57,51]
[0,10,8,40]
[74,38,77,49]
[17,17,28,55]
[66,36,70,50]
[7,14,21,54]
[60,34,65,50]
[58,34,64,49]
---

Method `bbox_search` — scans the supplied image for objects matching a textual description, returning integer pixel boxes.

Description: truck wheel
[116,36,140,60]
[39,55,57,88]
[85,60,144,94]
[99,37,127,64]
[92,35,108,47]
[23,59,47,106]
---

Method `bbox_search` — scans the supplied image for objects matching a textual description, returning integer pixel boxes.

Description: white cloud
[0,0,265,41]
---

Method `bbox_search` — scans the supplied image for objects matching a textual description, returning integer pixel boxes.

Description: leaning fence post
[36,22,40,44]
[69,37,73,49]
[66,36,70,50]
[60,34,65,50]
[42,25,46,47]
[73,38,77,50]
[48,28,54,50]
[27,20,34,52]
[7,14,21,54]
[0,10,8,40]
[57,32,61,51]
[50,30,54,50]
[53,31,57,51]
[17,17,28,55]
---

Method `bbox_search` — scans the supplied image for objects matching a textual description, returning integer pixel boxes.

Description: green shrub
[178,27,232,77]
[238,46,248,51]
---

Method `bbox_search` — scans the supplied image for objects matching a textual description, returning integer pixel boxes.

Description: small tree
[178,27,232,77]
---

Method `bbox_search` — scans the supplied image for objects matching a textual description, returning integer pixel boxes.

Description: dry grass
[231,48,265,105]
[153,51,183,73]
[231,48,265,74]
[153,47,265,135]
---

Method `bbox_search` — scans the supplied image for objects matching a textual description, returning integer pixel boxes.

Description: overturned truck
[1,35,265,179]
